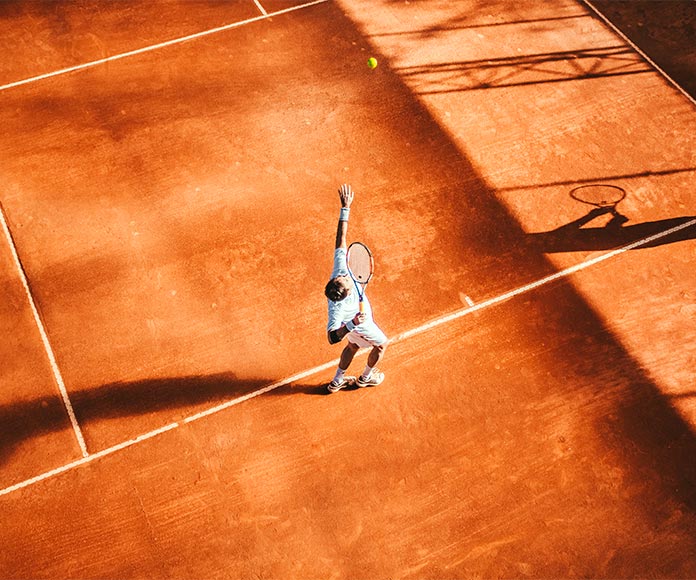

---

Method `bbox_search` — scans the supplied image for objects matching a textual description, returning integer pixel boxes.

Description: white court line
[253,0,269,16]
[184,359,340,424]
[0,203,88,458]
[583,0,696,108]
[0,424,177,498]
[0,0,329,93]
[1,215,694,498]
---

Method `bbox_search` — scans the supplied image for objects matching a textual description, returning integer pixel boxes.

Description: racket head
[570,184,626,207]
[347,241,374,285]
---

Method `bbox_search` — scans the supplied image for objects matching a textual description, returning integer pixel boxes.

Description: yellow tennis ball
[367,57,378,69]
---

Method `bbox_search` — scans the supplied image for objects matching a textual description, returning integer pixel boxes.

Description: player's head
[325,276,352,302]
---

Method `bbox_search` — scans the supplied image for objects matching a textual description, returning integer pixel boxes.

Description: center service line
[1,215,695,497]
[253,0,269,16]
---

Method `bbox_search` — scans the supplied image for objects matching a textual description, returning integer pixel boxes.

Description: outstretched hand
[339,184,354,208]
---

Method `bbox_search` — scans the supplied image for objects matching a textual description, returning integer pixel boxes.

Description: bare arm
[335,184,354,249]
[327,184,363,343]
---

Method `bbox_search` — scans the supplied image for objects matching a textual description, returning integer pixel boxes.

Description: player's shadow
[0,373,320,469]
[527,206,696,253]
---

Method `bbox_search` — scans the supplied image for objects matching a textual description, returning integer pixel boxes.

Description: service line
[1,215,694,498]
[0,0,329,93]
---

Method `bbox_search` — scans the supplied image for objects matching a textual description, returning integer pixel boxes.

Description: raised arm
[335,184,354,249]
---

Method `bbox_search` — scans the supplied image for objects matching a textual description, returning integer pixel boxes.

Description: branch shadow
[394,45,651,94]
[368,14,591,38]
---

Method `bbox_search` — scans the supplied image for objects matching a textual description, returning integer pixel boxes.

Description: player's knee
[346,341,360,353]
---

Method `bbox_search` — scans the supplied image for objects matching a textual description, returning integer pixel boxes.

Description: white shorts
[346,321,388,348]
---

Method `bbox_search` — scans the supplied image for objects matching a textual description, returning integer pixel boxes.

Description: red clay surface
[2,0,696,578]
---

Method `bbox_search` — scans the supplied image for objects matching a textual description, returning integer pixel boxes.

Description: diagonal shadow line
[367,14,591,37]
[496,167,696,192]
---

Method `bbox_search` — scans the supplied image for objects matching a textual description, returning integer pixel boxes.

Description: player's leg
[355,323,388,387]
[367,341,387,370]
[327,341,360,393]
[357,342,387,387]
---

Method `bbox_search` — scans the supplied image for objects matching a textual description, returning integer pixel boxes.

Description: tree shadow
[527,206,696,253]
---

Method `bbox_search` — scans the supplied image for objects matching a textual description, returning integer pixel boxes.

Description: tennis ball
[367,57,378,69]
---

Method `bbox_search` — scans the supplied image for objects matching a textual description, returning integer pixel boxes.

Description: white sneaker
[356,369,384,388]
[327,376,354,394]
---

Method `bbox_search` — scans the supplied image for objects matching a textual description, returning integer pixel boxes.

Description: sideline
[0,203,88,458]
[2,215,694,498]
[583,0,696,108]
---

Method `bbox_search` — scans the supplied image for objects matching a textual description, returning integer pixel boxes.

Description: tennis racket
[570,184,626,210]
[347,241,373,313]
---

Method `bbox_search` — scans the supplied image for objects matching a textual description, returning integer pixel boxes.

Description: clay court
[2,0,696,577]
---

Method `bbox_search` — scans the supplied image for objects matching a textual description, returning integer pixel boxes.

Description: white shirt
[327,247,372,332]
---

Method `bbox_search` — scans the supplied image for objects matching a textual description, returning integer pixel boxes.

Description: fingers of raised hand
[339,184,355,204]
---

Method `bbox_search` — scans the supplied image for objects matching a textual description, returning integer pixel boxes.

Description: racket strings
[347,246,372,282]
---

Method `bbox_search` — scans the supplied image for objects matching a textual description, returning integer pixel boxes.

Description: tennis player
[324,184,388,393]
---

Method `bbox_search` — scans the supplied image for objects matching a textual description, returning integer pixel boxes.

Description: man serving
[324,184,388,393]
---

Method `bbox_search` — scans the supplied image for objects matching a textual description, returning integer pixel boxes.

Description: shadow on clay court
[0,374,309,465]
[496,167,696,193]
[367,13,591,38]
[590,0,696,102]
[394,45,651,94]
[0,373,350,468]
[527,207,696,253]
[0,0,695,536]
[315,5,696,520]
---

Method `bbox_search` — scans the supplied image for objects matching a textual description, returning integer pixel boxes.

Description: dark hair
[325,278,349,302]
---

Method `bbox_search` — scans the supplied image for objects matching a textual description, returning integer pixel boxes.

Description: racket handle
[359,299,364,313]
